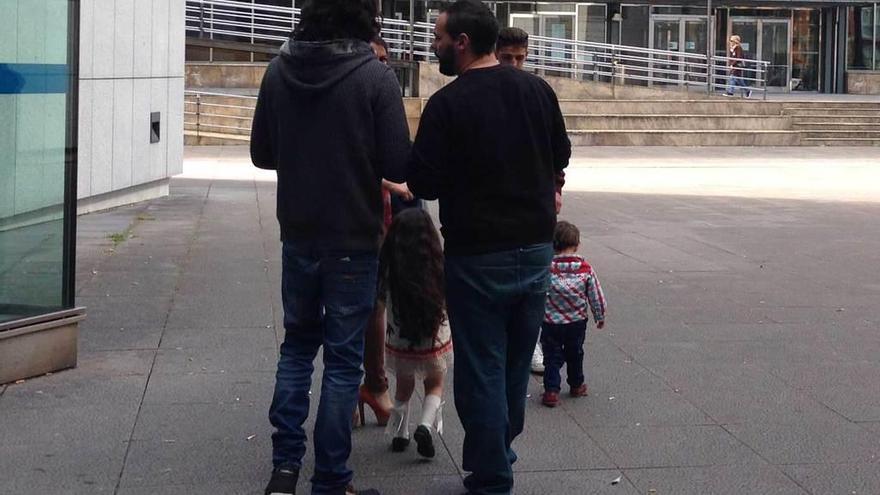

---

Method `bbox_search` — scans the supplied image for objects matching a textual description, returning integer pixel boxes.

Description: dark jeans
[445,243,553,495]
[540,320,587,392]
[269,242,378,495]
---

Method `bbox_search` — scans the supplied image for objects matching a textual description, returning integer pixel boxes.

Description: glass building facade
[847,3,879,69]
[0,0,78,329]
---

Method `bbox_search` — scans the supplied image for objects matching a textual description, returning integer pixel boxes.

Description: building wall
[77,0,185,209]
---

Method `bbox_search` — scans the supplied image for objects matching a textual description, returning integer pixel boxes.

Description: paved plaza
[2,146,879,494]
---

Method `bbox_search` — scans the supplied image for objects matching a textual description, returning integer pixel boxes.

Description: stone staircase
[184,92,880,147]
[561,99,880,146]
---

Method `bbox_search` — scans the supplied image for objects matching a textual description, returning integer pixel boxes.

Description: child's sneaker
[541,391,560,407]
[530,344,545,374]
[570,384,588,397]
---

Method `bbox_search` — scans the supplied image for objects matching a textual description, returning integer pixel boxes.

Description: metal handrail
[185,0,769,96]
[184,90,257,136]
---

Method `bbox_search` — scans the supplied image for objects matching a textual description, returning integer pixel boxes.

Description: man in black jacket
[408,1,571,494]
[250,1,409,494]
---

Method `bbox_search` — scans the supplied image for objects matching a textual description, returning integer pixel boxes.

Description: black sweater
[408,64,571,255]
[250,39,410,253]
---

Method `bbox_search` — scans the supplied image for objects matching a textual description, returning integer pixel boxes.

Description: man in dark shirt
[407,1,571,493]
[250,1,409,494]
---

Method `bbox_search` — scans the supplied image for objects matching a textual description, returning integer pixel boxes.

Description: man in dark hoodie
[250,1,410,494]
[408,1,570,494]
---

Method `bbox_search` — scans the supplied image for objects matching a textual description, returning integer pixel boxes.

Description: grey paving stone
[153,346,278,374]
[782,463,880,495]
[513,470,639,495]
[585,425,764,468]
[625,465,807,495]
[165,294,274,329]
[142,371,275,405]
[567,388,713,428]
[160,325,278,350]
[0,373,147,410]
[0,404,137,447]
[80,325,165,352]
[120,437,270,487]
[118,483,263,495]
[78,269,180,297]
[725,421,880,465]
[77,295,174,330]
[0,441,125,493]
[131,402,271,442]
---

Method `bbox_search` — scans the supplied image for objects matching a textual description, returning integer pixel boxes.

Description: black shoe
[391,436,410,452]
[345,484,381,495]
[414,425,435,458]
[265,467,299,495]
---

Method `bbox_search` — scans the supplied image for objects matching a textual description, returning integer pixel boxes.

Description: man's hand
[384,181,414,201]
[555,192,562,214]
[596,320,605,330]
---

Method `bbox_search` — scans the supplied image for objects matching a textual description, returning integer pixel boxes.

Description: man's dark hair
[553,221,580,252]
[294,0,379,43]
[371,34,389,51]
[440,0,499,55]
[497,26,528,50]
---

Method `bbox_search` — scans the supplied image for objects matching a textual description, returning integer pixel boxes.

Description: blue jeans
[540,320,587,392]
[726,73,749,95]
[445,244,553,495]
[269,242,378,495]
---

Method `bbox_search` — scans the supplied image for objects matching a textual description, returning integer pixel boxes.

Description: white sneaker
[531,344,545,374]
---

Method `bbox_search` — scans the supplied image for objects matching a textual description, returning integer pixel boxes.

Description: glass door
[731,17,791,90]
[650,16,708,85]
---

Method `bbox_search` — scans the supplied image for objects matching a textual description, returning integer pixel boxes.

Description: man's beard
[436,46,457,76]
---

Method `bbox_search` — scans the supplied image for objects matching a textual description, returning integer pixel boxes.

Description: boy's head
[371,35,389,65]
[496,27,529,69]
[553,221,580,253]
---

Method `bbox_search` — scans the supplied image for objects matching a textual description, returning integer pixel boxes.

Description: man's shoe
[570,384,588,397]
[265,467,298,495]
[542,391,559,407]
[531,344,545,374]
[345,484,381,495]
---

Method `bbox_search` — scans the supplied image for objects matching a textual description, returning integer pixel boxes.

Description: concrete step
[559,99,784,116]
[782,107,880,117]
[568,129,801,146]
[799,130,880,140]
[184,130,250,146]
[790,115,880,123]
[801,137,880,146]
[793,123,880,131]
[564,114,791,131]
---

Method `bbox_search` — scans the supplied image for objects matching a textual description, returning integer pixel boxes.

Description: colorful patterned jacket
[544,254,606,325]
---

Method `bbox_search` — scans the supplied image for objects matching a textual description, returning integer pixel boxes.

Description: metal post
[707,0,713,94]
[409,0,415,61]
[196,94,202,138]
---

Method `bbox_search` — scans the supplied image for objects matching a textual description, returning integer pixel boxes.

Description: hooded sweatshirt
[544,254,606,325]
[250,39,410,253]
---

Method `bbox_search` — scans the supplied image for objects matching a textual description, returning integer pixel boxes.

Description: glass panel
[0,0,71,325]
[577,4,606,44]
[846,6,874,70]
[652,20,681,86]
[792,9,820,91]
[540,14,575,77]
[762,21,789,87]
[511,15,539,37]
[621,6,649,48]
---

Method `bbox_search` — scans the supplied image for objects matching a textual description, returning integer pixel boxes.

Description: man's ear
[455,33,470,53]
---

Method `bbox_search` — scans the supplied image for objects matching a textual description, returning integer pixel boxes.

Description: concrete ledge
[0,309,85,385]
[846,71,880,95]
[77,179,170,216]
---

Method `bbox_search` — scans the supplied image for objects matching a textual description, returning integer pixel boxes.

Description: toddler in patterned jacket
[541,221,607,408]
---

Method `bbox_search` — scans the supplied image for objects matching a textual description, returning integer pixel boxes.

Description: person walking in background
[250,0,410,493]
[408,1,571,493]
[495,25,566,375]
[378,209,451,459]
[725,35,752,98]
[540,221,607,408]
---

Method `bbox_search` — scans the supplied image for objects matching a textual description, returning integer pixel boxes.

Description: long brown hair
[379,208,446,345]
